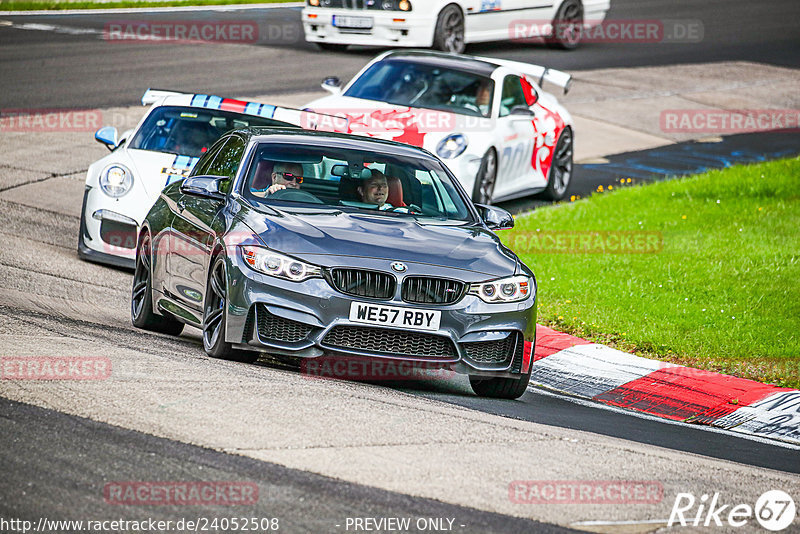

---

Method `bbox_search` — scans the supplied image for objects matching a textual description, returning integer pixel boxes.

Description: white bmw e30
[303,0,611,53]
[79,89,324,269]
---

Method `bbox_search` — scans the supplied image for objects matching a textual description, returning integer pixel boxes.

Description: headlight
[240,246,322,282]
[381,0,412,10]
[307,0,319,6]
[468,275,533,303]
[436,134,468,159]
[99,164,133,198]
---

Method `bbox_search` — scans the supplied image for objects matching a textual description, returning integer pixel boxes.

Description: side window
[207,135,246,180]
[499,75,528,117]
[190,137,229,177]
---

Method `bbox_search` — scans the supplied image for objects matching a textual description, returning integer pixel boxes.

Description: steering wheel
[389,204,423,215]
[269,189,324,204]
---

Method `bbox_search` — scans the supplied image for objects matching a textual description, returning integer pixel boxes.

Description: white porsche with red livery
[304,50,575,204]
[79,89,327,269]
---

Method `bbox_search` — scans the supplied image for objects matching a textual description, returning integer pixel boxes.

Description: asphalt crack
[0,168,87,193]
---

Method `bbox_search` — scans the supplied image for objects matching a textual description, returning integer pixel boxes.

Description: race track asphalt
[0,0,798,109]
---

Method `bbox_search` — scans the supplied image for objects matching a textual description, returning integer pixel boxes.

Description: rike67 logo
[669,490,796,531]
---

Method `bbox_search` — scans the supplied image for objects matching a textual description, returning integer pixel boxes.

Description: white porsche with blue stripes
[79,89,321,268]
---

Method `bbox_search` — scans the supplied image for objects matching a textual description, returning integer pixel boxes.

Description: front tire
[203,255,256,363]
[470,368,532,399]
[539,127,573,201]
[433,4,466,54]
[546,0,584,50]
[472,148,498,205]
[131,233,184,336]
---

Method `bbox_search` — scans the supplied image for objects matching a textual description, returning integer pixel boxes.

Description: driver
[475,81,492,116]
[171,122,211,156]
[265,163,304,196]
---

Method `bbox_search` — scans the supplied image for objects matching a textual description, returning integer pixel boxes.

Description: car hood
[125,148,199,199]
[304,95,492,149]
[240,205,517,278]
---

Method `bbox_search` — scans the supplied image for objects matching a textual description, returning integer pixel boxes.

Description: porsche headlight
[99,164,133,198]
[240,246,322,282]
[468,275,533,303]
[437,134,468,159]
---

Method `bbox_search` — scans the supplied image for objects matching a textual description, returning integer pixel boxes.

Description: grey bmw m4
[131,128,537,398]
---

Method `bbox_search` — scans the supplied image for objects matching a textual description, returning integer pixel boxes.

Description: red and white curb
[522,326,800,446]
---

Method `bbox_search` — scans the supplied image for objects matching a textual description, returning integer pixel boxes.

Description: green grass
[499,157,800,388]
[0,0,290,11]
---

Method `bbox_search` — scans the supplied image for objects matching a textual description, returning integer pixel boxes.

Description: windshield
[242,142,474,222]
[344,60,495,118]
[129,106,295,158]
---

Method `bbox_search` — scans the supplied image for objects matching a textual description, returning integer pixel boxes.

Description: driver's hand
[267,184,286,195]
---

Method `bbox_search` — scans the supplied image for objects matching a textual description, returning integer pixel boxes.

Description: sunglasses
[277,172,304,184]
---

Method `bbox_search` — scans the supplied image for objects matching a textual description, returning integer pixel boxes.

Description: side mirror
[180,175,228,201]
[95,126,118,150]
[475,203,515,230]
[321,76,343,95]
[510,105,535,118]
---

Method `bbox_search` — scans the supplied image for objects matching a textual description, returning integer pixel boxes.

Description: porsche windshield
[344,60,495,118]
[129,106,294,158]
[243,143,474,222]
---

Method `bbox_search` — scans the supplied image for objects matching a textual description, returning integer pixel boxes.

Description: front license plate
[349,302,441,332]
[332,15,373,29]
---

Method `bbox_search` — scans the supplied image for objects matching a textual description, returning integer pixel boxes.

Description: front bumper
[303,8,436,48]
[78,187,137,269]
[225,253,537,377]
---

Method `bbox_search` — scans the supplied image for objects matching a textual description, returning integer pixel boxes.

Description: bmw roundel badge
[391,262,407,273]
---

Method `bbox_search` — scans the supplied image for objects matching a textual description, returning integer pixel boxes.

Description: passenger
[265,162,304,196]
[357,169,392,210]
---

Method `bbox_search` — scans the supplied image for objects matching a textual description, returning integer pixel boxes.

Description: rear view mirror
[95,126,119,150]
[331,164,371,180]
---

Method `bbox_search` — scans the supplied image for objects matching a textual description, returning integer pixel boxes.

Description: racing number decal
[500,140,534,179]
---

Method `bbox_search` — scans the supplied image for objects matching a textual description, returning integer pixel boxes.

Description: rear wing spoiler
[142,88,186,105]
[474,58,573,94]
[140,88,348,132]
